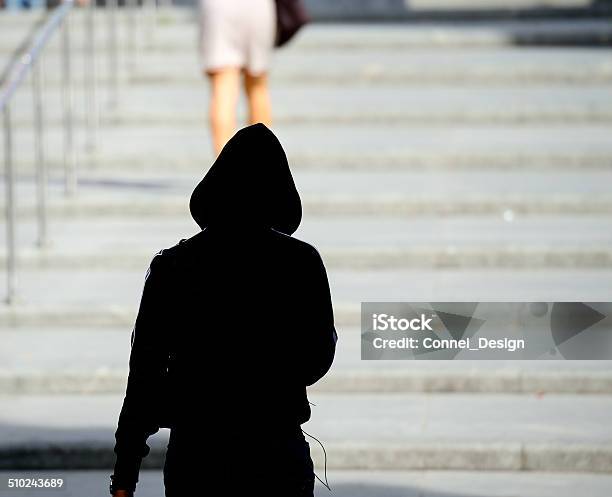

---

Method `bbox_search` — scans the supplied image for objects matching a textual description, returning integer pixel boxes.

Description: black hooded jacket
[112,124,337,492]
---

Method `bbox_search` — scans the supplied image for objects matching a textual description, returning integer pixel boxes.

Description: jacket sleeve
[112,253,172,492]
[300,246,338,386]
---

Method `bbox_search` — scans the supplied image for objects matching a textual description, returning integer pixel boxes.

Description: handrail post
[144,0,156,48]
[32,59,48,248]
[127,0,138,75]
[108,0,119,109]
[62,14,76,196]
[85,0,98,152]
[3,106,16,305]
[1,0,76,304]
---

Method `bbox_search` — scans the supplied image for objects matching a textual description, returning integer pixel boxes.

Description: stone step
[3,216,612,270]
[4,216,612,253]
[1,269,611,327]
[10,245,612,270]
[0,468,609,497]
[8,83,612,127]
[16,45,612,85]
[300,0,611,21]
[4,15,612,53]
[0,301,356,328]
[0,393,610,471]
[92,19,612,50]
[4,168,612,221]
[36,164,612,198]
[23,48,612,88]
[7,149,612,172]
[3,124,612,172]
[150,49,612,87]
[0,0,609,28]
[1,327,611,395]
[4,190,612,219]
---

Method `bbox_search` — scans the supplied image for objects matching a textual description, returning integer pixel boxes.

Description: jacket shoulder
[270,229,323,261]
[149,239,188,269]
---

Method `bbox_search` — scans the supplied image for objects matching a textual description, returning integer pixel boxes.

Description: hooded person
[111,124,337,497]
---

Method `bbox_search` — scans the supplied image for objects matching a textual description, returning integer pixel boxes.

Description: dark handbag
[275,0,310,48]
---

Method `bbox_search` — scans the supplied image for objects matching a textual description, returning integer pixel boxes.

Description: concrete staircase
[1,6,612,495]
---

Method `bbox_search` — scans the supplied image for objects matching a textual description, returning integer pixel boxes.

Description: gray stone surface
[2,6,612,478]
[1,268,612,331]
[5,123,612,171]
[143,47,612,84]
[0,393,611,470]
[3,216,612,269]
[5,14,612,88]
[2,267,612,309]
[301,0,607,20]
[1,327,611,394]
[18,46,612,85]
[5,17,612,55]
[10,84,612,126]
[8,168,611,197]
[3,216,612,252]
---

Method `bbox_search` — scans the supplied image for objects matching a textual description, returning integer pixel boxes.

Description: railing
[1,0,159,304]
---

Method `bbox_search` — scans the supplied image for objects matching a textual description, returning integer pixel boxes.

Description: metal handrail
[2,0,75,305]
[2,0,158,304]
[0,1,74,114]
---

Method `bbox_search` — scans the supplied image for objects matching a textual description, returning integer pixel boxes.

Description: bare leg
[207,68,241,156]
[244,71,272,126]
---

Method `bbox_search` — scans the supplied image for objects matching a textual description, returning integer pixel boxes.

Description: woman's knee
[244,72,269,94]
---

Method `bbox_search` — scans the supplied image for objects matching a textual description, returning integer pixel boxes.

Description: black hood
[189,124,302,235]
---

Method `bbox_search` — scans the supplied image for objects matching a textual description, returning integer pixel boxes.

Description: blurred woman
[199,0,276,155]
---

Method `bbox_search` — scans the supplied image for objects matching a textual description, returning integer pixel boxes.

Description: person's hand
[112,490,133,497]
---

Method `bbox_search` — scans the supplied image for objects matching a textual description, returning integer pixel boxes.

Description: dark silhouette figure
[111,124,337,497]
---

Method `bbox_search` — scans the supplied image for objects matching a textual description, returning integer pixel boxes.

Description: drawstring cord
[301,428,331,492]
[305,400,331,491]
